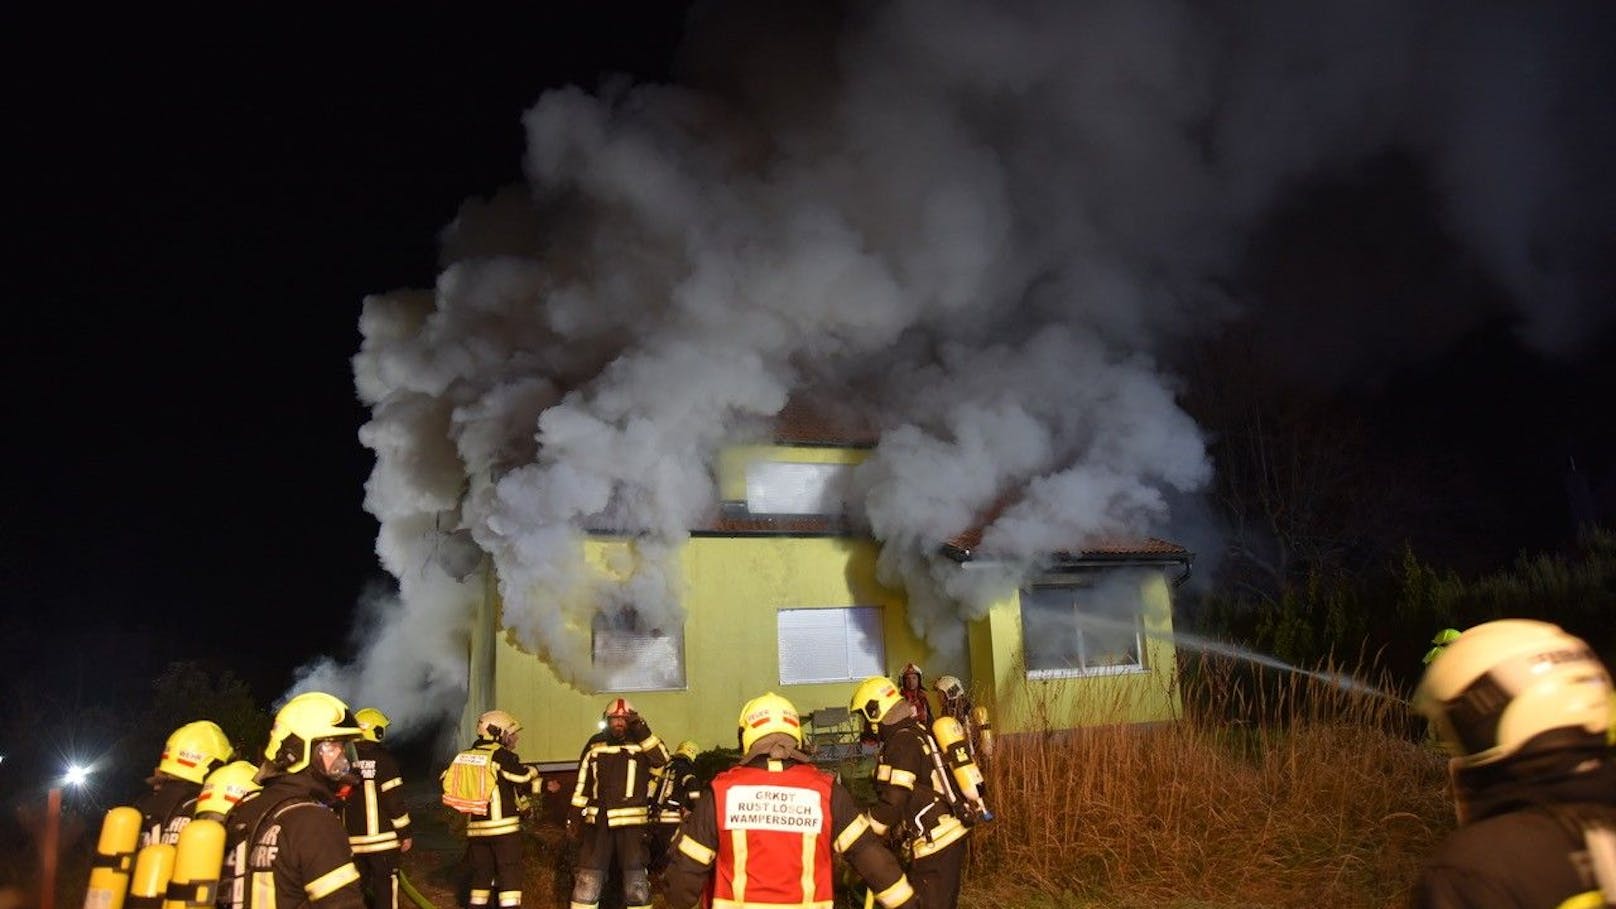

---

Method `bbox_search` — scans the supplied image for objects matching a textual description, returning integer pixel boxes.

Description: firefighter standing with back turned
[663,692,919,909]
[226,691,366,908]
[134,719,235,847]
[446,709,539,909]
[853,675,972,909]
[343,706,413,909]
[569,698,669,909]
[1410,619,1616,908]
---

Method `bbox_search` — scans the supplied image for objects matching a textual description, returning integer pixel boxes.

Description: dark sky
[5,11,693,700]
[5,4,1614,715]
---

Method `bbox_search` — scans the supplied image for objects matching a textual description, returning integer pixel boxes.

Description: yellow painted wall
[487,534,937,764]
[971,571,1182,732]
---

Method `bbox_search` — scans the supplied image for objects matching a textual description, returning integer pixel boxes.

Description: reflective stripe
[910,815,968,858]
[349,831,399,846]
[365,780,381,836]
[677,834,716,866]
[251,872,276,909]
[833,815,870,854]
[393,812,412,826]
[798,824,815,904]
[874,877,915,909]
[731,828,749,902]
[639,734,663,752]
[625,758,637,800]
[887,768,916,790]
[868,816,889,837]
[874,764,892,782]
[1556,894,1605,909]
[305,862,361,900]
[496,889,522,907]
[467,816,522,836]
[380,777,404,792]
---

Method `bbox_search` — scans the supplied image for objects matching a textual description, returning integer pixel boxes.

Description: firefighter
[646,740,701,875]
[343,707,413,909]
[896,662,933,726]
[663,692,918,909]
[225,690,365,908]
[852,675,971,909]
[568,697,669,909]
[1410,619,1615,907]
[134,719,235,847]
[453,709,539,909]
[932,675,981,758]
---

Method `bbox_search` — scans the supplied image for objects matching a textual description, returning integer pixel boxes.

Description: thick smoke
[311,0,1614,732]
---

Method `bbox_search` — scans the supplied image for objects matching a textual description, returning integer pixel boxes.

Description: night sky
[5,4,1614,722]
[6,11,692,699]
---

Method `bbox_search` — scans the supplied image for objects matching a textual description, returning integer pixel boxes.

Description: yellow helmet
[850,676,903,727]
[195,760,261,819]
[266,692,362,773]
[674,740,700,762]
[738,692,802,753]
[1414,619,1611,768]
[157,721,234,784]
[355,707,391,742]
[477,709,521,741]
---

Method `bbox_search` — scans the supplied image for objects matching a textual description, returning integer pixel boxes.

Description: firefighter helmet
[934,675,966,701]
[603,697,636,719]
[476,709,521,742]
[738,692,802,753]
[157,721,234,785]
[266,692,362,773]
[195,760,261,819]
[1414,619,1611,768]
[355,707,391,742]
[674,740,700,762]
[850,676,903,727]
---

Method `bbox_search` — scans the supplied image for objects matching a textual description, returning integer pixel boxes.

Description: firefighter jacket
[462,738,539,838]
[871,716,970,859]
[224,770,363,909]
[341,739,412,855]
[663,757,917,909]
[651,755,702,825]
[1411,755,1616,908]
[134,775,201,847]
[572,721,670,827]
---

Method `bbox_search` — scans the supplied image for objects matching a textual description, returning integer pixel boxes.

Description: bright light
[63,764,91,787]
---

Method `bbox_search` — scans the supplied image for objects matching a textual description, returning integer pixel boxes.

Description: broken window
[1019,575,1148,678]
[593,611,685,691]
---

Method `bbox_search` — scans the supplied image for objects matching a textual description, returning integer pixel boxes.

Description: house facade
[459,423,1193,764]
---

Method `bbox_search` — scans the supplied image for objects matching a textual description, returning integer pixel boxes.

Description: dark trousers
[355,849,400,909]
[467,832,524,906]
[574,822,650,906]
[911,836,967,909]
[647,821,679,874]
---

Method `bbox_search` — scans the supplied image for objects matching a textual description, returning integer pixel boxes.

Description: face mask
[314,739,358,781]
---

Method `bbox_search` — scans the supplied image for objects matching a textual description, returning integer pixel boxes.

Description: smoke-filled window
[593,612,685,691]
[745,461,854,515]
[1019,579,1146,678]
[777,606,886,684]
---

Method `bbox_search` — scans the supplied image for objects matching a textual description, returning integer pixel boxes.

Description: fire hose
[398,871,436,909]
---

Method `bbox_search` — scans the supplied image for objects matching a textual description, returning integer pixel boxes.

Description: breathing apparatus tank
[932,716,992,822]
[969,705,994,759]
[84,806,142,909]
[125,843,176,909]
[162,817,224,909]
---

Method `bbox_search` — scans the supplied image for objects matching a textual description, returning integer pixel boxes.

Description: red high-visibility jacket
[711,762,834,908]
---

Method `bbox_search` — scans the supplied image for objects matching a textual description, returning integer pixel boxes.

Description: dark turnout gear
[665,692,916,909]
[1411,619,1616,908]
[225,770,363,909]
[134,776,202,847]
[343,738,413,909]
[455,734,539,909]
[570,703,669,909]
[648,750,702,873]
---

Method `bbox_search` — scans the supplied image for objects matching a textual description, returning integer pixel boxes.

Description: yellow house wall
[971,570,1183,732]
[489,534,936,764]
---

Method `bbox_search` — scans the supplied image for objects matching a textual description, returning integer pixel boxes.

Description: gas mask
[313,738,360,784]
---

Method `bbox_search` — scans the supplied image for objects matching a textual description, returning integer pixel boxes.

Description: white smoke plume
[307,0,1614,732]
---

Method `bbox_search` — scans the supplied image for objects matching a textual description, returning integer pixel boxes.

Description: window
[777,606,885,684]
[1019,578,1147,678]
[746,461,853,515]
[593,612,685,691]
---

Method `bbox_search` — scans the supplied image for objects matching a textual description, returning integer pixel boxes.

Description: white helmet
[477,709,521,742]
[1414,619,1611,768]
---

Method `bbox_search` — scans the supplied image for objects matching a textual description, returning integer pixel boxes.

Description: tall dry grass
[964,653,1453,908]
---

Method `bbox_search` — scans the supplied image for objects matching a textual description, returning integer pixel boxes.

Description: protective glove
[628,714,652,740]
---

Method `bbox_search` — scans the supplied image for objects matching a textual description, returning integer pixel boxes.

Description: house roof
[939,525,1191,564]
[767,396,879,447]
